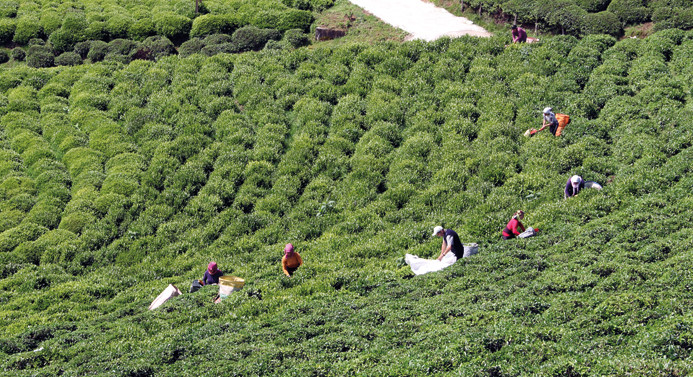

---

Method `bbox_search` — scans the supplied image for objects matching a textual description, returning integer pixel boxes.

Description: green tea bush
[26,45,54,68]
[606,0,650,26]
[190,14,238,38]
[129,18,156,41]
[13,16,42,45]
[142,36,176,60]
[10,47,25,61]
[154,12,191,42]
[55,52,83,66]
[0,222,47,253]
[86,40,108,62]
[0,18,15,44]
[231,26,281,52]
[178,37,204,57]
[581,12,623,36]
[283,28,310,48]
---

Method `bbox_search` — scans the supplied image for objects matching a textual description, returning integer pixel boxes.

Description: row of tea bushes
[0,29,692,374]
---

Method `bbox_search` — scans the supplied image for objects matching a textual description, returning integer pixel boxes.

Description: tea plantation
[0,27,692,375]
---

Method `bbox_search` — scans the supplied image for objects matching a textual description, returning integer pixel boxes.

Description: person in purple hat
[202,261,223,285]
[565,175,585,199]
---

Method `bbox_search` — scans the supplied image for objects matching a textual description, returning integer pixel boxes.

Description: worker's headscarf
[570,175,582,195]
[284,243,294,257]
[208,262,219,275]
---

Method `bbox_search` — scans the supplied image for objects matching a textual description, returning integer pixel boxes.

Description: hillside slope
[0,30,693,375]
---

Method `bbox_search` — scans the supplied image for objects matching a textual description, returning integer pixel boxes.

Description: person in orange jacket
[282,243,303,277]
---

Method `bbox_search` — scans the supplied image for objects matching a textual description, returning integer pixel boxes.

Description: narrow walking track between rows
[348,0,492,41]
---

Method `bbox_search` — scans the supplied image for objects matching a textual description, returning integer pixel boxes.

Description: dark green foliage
[10,47,25,61]
[54,52,82,66]
[87,40,108,62]
[190,14,239,38]
[154,12,191,42]
[178,37,204,57]
[0,49,7,64]
[283,28,310,48]
[142,36,176,60]
[73,41,91,59]
[231,26,281,52]
[607,0,651,26]
[582,11,623,36]
[26,45,54,68]
[13,16,42,45]
[0,18,15,44]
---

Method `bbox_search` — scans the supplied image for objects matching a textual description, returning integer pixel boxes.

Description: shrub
[87,40,108,62]
[26,45,54,68]
[0,1,17,17]
[203,33,232,45]
[277,9,313,32]
[154,12,192,42]
[48,29,75,55]
[106,14,132,39]
[179,38,204,57]
[39,11,61,37]
[190,14,238,38]
[0,222,47,253]
[575,0,610,12]
[582,11,623,36]
[73,41,91,59]
[0,49,8,64]
[283,29,310,48]
[54,52,82,66]
[0,19,15,44]
[231,26,281,52]
[58,211,96,235]
[84,21,108,41]
[607,0,651,26]
[142,36,176,60]
[10,47,25,61]
[128,18,156,41]
[13,16,42,45]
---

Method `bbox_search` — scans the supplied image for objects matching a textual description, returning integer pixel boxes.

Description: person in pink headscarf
[281,243,303,277]
[201,262,223,285]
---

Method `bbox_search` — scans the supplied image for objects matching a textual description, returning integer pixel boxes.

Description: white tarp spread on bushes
[405,251,457,275]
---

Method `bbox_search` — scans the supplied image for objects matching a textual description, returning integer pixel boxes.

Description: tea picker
[502,210,538,239]
[565,175,602,199]
[282,243,303,277]
[525,107,570,137]
[405,226,478,275]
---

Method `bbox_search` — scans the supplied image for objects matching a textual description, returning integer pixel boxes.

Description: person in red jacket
[282,243,303,277]
[502,210,526,240]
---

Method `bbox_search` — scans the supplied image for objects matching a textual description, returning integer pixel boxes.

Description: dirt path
[348,0,492,41]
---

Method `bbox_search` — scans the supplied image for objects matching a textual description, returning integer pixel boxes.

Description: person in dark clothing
[565,175,585,199]
[511,25,527,43]
[202,261,223,285]
[433,226,464,261]
[502,210,526,240]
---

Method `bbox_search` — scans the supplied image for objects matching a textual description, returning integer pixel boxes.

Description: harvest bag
[518,227,536,239]
[149,284,182,310]
[218,276,245,299]
[555,113,570,136]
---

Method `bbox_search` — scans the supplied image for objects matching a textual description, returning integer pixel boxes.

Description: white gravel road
[349,0,492,41]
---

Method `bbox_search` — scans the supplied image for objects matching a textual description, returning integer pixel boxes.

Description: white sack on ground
[405,251,457,275]
[518,227,536,238]
[149,284,182,310]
